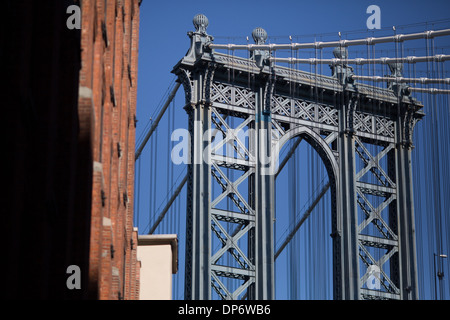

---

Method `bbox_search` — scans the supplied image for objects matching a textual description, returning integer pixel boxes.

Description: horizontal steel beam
[211,208,255,224]
[211,265,255,280]
[360,289,401,300]
[359,234,398,249]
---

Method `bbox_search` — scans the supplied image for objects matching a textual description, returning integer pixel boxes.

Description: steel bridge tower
[173,14,423,300]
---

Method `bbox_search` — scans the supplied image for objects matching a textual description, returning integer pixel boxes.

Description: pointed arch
[274,125,342,299]
[276,126,339,190]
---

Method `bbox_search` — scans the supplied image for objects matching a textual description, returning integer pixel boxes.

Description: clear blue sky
[135,0,450,300]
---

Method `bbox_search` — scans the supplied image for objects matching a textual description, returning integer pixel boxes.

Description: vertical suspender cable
[148,126,153,234]
[135,157,141,229]
[425,26,436,299]
[152,129,158,233]
[442,55,450,299]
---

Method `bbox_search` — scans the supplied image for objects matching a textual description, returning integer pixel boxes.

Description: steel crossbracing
[174,14,426,300]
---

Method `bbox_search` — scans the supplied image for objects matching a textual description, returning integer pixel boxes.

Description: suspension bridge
[134,14,450,300]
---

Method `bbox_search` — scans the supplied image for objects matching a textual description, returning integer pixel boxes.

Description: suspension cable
[210,28,450,51]
[408,87,450,94]
[269,54,450,65]
[351,75,450,84]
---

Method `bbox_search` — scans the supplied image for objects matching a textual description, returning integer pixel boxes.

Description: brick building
[4,0,142,299]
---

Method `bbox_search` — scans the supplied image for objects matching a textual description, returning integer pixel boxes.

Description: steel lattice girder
[354,137,401,299]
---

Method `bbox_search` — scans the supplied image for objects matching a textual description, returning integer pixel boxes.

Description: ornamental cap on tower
[193,14,209,34]
[252,27,268,44]
[333,46,348,59]
[184,14,213,61]
[388,62,403,77]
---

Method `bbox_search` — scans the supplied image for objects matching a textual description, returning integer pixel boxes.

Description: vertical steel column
[247,116,256,300]
[253,83,275,299]
[395,108,419,299]
[337,92,360,299]
[185,71,212,300]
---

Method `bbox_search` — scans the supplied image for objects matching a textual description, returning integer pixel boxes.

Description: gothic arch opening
[274,127,338,299]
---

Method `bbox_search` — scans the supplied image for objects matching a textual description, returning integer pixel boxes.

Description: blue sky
[137,0,450,97]
[134,0,450,300]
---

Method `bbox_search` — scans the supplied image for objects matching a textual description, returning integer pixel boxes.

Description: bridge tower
[173,14,423,300]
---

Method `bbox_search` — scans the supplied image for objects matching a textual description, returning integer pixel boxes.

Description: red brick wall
[4,0,140,300]
[79,0,141,300]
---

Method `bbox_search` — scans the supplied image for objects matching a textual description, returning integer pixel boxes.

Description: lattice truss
[207,77,402,299]
[354,137,400,300]
[269,93,401,301]
[208,83,342,299]
[209,107,256,300]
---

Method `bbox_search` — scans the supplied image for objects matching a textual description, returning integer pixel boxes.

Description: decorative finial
[252,27,268,45]
[388,62,403,77]
[184,14,214,61]
[331,46,354,85]
[193,14,209,34]
[333,46,349,59]
[250,27,269,68]
[386,61,410,95]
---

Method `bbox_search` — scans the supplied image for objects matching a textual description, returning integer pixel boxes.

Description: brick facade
[79,0,141,300]
[4,0,141,300]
